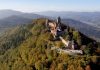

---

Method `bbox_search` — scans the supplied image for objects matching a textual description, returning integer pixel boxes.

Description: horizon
[0,0,100,12]
[1,9,100,13]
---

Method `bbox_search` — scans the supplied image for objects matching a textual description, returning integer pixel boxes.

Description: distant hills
[0,10,45,26]
[36,11,100,42]
[0,10,45,28]
[0,10,23,19]
[0,10,45,35]
[0,10,45,19]
[0,15,32,26]
[0,10,100,42]
[1,10,100,28]
[62,19,100,42]
[36,11,100,28]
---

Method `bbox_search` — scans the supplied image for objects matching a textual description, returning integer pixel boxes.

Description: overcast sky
[0,0,100,12]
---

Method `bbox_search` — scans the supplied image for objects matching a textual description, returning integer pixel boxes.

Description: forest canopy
[0,18,99,70]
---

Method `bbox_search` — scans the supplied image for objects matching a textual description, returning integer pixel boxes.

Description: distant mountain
[0,9,23,19]
[36,11,100,28]
[0,15,33,36]
[62,19,100,42]
[0,9,45,19]
[20,13,46,19]
[0,9,45,35]
[0,15,32,26]
[1,10,100,28]
[36,11,100,41]
[0,10,100,42]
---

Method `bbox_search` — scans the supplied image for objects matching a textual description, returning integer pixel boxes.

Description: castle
[45,17,79,51]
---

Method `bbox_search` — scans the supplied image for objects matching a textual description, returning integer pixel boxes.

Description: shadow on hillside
[89,62,100,70]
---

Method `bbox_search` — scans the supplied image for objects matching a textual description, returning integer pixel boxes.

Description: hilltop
[0,18,99,70]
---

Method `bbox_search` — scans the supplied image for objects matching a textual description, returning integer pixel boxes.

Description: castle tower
[57,17,61,30]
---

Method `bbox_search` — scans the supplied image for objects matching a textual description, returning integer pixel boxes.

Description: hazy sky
[0,0,100,12]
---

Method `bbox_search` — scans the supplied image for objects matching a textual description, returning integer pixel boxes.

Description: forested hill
[0,18,99,70]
